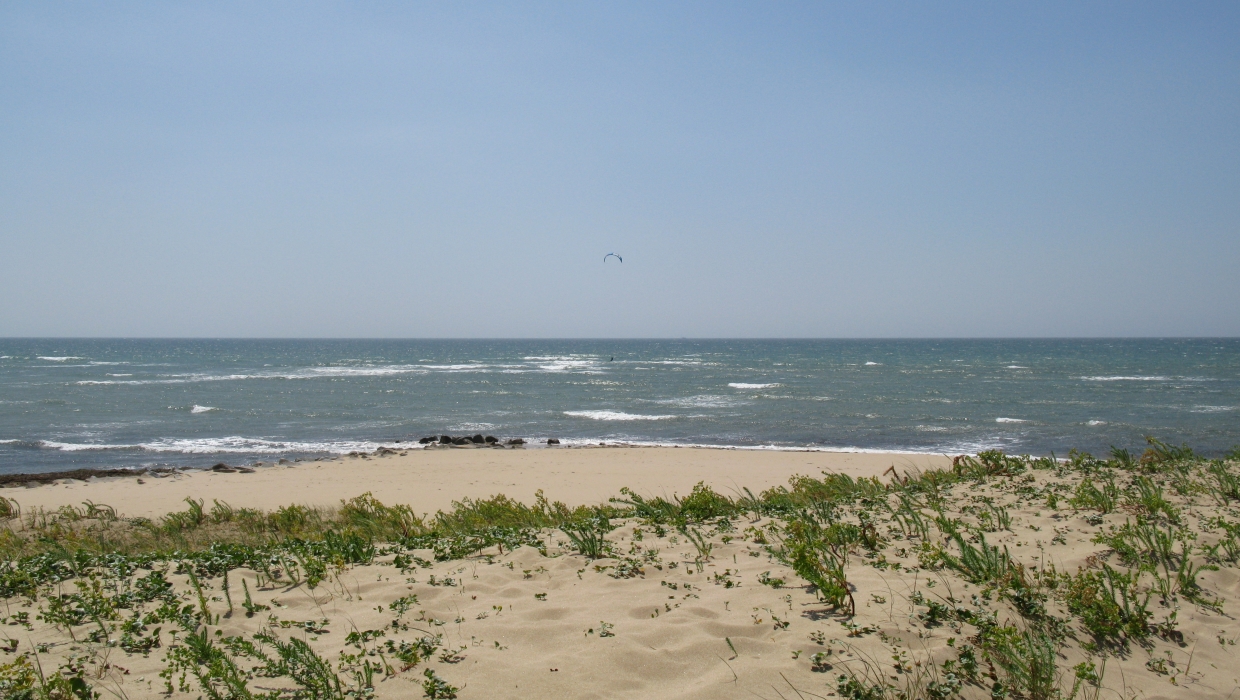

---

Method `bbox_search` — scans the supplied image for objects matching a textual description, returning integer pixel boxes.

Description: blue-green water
[1,339,1237,475]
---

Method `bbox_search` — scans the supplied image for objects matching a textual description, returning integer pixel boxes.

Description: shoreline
[3,445,954,518]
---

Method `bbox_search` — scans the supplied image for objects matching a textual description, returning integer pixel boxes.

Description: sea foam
[564,410,676,421]
[728,383,779,389]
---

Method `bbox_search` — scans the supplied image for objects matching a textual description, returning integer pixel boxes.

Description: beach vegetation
[1,439,1235,698]
[1069,474,1119,514]
[562,519,612,559]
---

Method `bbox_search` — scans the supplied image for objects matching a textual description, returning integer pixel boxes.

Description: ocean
[0,338,1237,475]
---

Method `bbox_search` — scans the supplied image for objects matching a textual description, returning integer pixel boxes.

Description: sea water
[0,338,1237,475]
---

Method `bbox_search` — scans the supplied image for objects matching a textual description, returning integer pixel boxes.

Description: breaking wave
[563,410,677,421]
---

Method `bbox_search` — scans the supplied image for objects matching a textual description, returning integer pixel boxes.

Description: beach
[9,446,952,518]
[2,445,1238,699]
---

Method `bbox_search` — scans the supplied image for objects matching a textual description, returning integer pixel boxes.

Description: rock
[374,447,398,457]
[440,435,453,444]
[546,438,560,445]
[484,435,498,444]
[419,437,435,444]
[472,434,485,444]
[278,458,290,464]
[211,463,238,473]
[453,438,472,445]
[506,438,525,445]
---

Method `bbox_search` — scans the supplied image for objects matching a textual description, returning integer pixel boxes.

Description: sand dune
[2,447,1238,699]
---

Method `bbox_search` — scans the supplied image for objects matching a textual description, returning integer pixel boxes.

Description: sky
[1,2,1237,338]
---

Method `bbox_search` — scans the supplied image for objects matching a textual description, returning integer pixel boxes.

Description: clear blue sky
[2,2,1237,337]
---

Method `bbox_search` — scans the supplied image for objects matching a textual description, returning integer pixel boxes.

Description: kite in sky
[604,253,623,263]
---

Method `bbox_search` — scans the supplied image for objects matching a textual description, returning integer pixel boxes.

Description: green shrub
[1060,566,1150,648]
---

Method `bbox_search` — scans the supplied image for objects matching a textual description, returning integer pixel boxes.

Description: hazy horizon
[3,3,1238,338]
[3,335,1240,340]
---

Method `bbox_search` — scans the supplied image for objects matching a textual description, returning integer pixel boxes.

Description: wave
[32,436,403,455]
[995,417,1027,423]
[1078,375,1215,382]
[1190,405,1235,413]
[1005,365,1028,369]
[563,410,677,421]
[72,359,614,386]
[11,433,1034,459]
[544,437,962,456]
[864,362,881,366]
[1086,420,1107,426]
[190,405,217,414]
[38,356,84,362]
[648,395,743,409]
[728,383,779,389]
[448,423,497,431]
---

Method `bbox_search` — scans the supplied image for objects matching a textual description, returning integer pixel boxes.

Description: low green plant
[1070,474,1119,514]
[953,451,1027,480]
[241,579,268,618]
[941,531,1022,590]
[979,502,1012,532]
[421,668,458,699]
[1140,437,1195,468]
[1059,565,1150,648]
[683,528,713,562]
[757,571,785,588]
[162,626,256,699]
[562,520,611,559]
[1127,476,1179,522]
[782,519,854,615]
[0,497,18,521]
[1207,462,1240,504]
[976,622,1060,700]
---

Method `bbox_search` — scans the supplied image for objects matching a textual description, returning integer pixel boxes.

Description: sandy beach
[3,446,1238,700]
[9,446,953,518]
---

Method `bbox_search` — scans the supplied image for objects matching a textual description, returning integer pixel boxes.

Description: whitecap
[649,395,742,409]
[1190,405,1235,413]
[728,382,780,389]
[563,410,676,421]
[38,356,84,362]
[1079,376,1170,382]
[864,362,881,366]
[190,405,216,414]
[36,436,407,454]
[449,423,497,431]
[1005,365,1028,369]
[995,417,1027,423]
[1086,420,1107,426]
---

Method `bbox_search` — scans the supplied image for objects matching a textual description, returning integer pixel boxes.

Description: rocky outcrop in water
[410,434,536,448]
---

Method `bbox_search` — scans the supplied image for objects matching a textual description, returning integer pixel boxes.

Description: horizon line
[2,336,1238,342]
